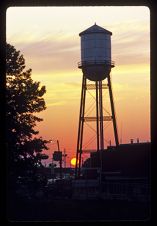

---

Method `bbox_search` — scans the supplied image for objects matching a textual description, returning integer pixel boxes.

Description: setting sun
[70,157,79,166]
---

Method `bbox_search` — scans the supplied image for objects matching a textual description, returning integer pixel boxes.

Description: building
[80,142,151,201]
[90,142,150,177]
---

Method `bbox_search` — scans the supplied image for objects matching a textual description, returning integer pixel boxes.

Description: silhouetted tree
[6,43,49,196]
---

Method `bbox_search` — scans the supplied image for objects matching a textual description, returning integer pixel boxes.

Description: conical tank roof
[79,23,112,36]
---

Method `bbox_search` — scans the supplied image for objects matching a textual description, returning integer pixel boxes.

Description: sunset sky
[6,6,150,166]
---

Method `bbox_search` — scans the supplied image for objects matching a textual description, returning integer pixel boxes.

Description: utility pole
[57,140,62,179]
[57,140,60,151]
[63,149,67,168]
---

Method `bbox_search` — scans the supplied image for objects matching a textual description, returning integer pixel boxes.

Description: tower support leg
[75,73,119,179]
[99,81,104,150]
[75,75,86,178]
[107,75,119,147]
[95,81,100,151]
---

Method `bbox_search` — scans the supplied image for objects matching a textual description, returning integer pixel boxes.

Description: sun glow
[70,157,79,166]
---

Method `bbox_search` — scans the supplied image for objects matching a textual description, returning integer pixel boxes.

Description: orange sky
[7,6,150,166]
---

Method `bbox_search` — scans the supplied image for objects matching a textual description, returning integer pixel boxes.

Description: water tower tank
[78,23,115,81]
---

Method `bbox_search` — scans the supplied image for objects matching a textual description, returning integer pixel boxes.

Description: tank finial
[95,22,96,25]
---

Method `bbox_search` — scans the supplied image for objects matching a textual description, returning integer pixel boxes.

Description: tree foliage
[6,43,49,188]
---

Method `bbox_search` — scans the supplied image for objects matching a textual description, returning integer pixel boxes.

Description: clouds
[7,6,150,77]
[7,17,149,77]
[8,33,80,73]
[44,81,81,107]
[11,16,149,111]
[111,20,150,66]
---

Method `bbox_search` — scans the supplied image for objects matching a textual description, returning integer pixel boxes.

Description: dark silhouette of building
[79,142,150,202]
[89,142,150,178]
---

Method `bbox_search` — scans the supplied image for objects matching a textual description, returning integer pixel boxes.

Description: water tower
[75,24,119,178]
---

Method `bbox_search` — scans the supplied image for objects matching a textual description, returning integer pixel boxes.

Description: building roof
[79,23,112,36]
